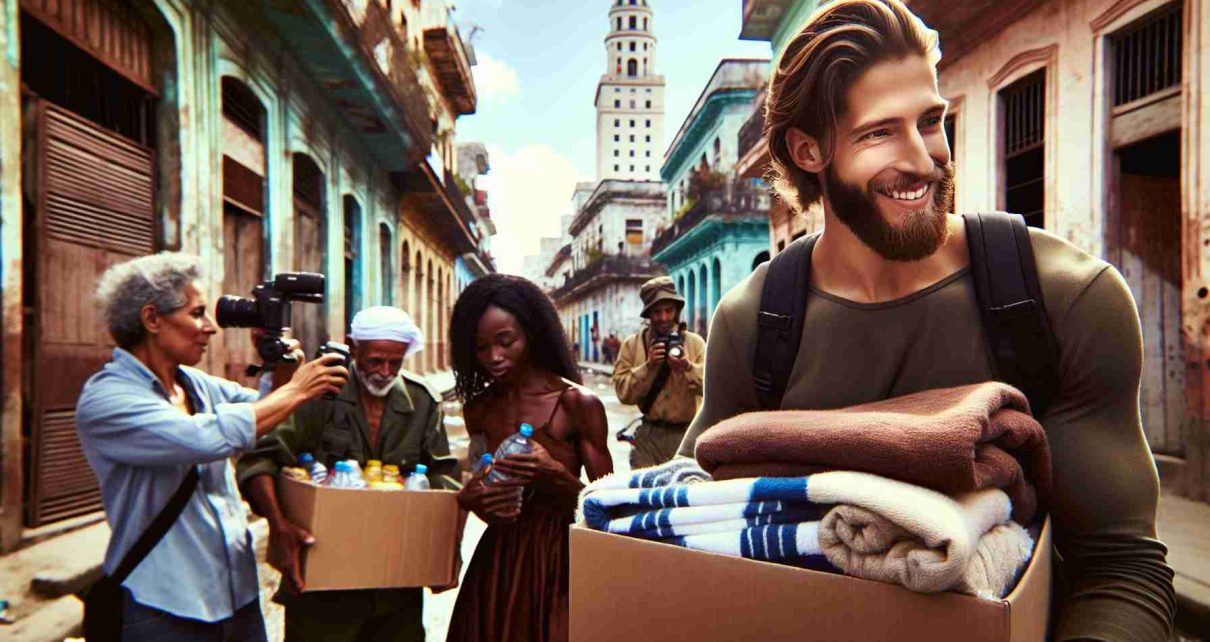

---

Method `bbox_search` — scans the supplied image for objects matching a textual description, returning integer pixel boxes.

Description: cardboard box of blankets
[571,383,1053,642]
[277,476,462,591]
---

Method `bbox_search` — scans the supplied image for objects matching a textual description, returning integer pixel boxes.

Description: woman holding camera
[446,274,613,642]
[75,252,347,641]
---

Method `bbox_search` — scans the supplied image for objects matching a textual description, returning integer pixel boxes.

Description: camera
[315,341,351,398]
[657,331,684,360]
[216,272,325,373]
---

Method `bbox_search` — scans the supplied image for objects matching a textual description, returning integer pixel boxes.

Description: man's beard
[355,364,398,398]
[824,161,955,262]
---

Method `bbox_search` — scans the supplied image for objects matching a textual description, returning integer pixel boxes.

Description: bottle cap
[334,461,352,473]
[414,464,428,474]
[519,423,534,437]
[480,454,493,463]
[383,465,400,473]
[299,453,315,465]
[367,459,382,468]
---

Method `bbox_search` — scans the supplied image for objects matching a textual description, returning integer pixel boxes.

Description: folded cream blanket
[817,473,1034,597]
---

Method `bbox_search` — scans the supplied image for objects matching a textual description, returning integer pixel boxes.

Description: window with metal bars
[343,196,361,330]
[999,69,1046,227]
[1111,2,1182,108]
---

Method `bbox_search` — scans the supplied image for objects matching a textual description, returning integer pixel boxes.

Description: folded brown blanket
[694,383,1051,524]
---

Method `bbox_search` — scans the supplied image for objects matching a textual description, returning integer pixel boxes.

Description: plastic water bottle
[404,464,431,491]
[329,461,353,488]
[487,423,534,486]
[332,460,367,489]
[299,452,328,486]
[472,453,493,477]
[345,460,368,487]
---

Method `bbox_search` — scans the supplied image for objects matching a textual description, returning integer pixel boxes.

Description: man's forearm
[250,384,308,438]
[243,474,289,527]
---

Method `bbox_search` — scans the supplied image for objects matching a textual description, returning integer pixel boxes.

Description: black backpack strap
[111,466,200,584]
[964,212,1060,417]
[753,233,819,410]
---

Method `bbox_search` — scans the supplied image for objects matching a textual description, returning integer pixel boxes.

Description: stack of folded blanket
[577,382,1051,600]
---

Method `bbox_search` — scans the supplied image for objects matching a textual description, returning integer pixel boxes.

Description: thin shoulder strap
[112,466,200,584]
[541,385,572,429]
[753,233,819,410]
[963,212,1060,417]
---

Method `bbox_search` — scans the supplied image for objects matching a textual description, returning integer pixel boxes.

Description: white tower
[596,0,666,182]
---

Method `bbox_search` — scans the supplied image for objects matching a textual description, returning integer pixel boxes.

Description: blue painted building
[654,59,771,336]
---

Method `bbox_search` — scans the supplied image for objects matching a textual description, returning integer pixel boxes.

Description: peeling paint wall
[935,0,1210,499]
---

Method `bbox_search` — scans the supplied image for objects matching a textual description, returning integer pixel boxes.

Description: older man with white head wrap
[348,306,424,397]
[237,306,454,642]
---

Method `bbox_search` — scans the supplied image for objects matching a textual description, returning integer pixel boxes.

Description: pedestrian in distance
[612,276,706,468]
[678,1,1176,640]
[75,252,347,642]
[447,274,613,642]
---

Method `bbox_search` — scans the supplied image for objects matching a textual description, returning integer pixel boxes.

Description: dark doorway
[1114,131,1183,456]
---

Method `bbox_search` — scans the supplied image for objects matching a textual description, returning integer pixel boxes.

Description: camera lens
[215,295,260,328]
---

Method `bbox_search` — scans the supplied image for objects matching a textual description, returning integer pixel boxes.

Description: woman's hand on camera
[289,353,348,400]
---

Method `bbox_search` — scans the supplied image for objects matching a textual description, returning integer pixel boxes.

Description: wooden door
[1118,164,1183,455]
[221,204,263,383]
[26,101,155,526]
[293,203,326,357]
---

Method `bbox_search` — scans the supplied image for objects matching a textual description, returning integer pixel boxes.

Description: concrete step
[1,595,82,642]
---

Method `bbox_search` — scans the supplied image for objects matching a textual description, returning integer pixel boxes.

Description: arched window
[426,259,436,371]
[293,153,327,354]
[379,224,393,305]
[643,17,648,30]
[698,264,709,335]
[343,195,362,334]
[713,137,722,163]
[752,251,770,271]
[629,41,636,52]
[220,77,267,381]
[628,15,636,29]
[687,271,697,331]
[627,59,638,77]
[616,17,621,30]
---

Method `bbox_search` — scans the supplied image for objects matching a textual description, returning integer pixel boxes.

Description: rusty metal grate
[1001,69,1046,158]
[1111,2,1182,108]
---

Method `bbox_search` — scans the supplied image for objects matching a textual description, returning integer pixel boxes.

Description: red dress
[447,394,581,642]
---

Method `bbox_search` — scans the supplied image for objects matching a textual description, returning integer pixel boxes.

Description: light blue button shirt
[76,348,261,623]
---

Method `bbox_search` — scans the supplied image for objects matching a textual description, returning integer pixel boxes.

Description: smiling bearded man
[675,1,1177,641]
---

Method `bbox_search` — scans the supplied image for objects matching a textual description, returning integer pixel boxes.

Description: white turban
[348,306,425,359]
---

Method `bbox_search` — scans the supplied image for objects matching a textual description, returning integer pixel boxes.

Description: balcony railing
[651,190,771,257]
[737,103,767,163]
[550,255,663,302]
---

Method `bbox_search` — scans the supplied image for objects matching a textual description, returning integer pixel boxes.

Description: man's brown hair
[765,0,940,213]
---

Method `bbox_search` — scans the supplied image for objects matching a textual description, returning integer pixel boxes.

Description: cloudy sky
[452,0,771,274]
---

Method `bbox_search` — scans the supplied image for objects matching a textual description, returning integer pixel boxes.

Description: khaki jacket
[612,328,705,424]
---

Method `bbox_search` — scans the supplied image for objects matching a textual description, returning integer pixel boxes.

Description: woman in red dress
[447,274,613,642]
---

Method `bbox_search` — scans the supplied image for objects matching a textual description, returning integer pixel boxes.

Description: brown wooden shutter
[27,102,155,526]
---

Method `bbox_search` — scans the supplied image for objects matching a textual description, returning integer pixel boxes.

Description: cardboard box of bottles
[569,517,1052,642]
[278,475,464,591]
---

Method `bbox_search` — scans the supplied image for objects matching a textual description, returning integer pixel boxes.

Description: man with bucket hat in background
[612,276,706,468]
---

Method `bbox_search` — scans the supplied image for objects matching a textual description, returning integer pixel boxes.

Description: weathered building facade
[551,180,666,361]
[0,0,478,550]
[655,59,770,336]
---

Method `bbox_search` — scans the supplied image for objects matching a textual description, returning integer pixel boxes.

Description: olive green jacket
[236,371,457,489]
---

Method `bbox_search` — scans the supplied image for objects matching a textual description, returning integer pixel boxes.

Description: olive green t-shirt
[680,227,1176,641]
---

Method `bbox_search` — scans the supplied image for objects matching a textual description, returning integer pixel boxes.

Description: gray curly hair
[96,252,204,349]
